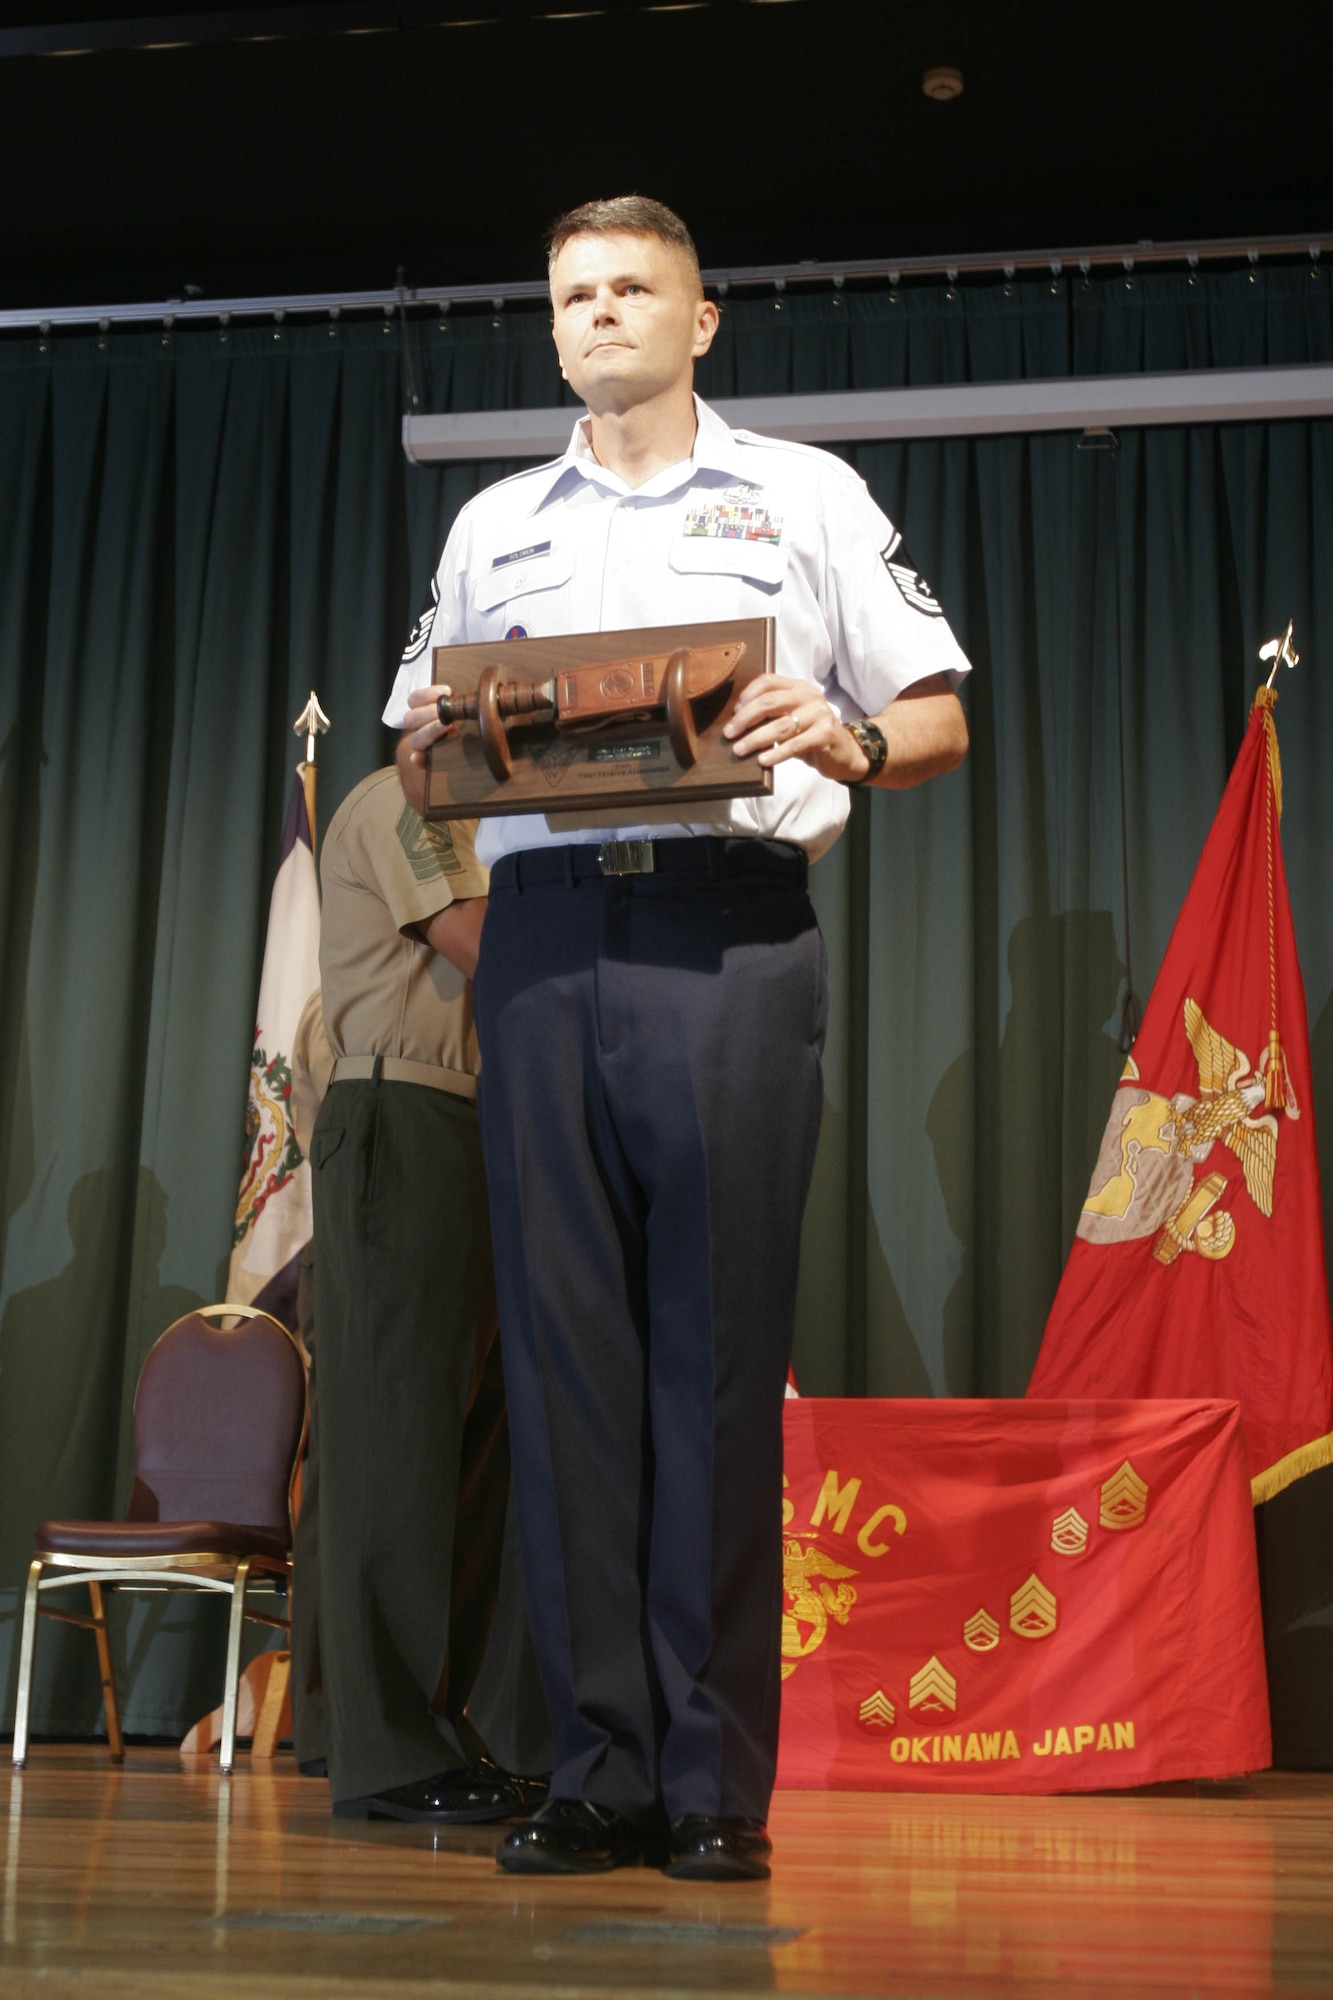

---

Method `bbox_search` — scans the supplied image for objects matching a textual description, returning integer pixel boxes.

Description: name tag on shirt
[492,541,553,571]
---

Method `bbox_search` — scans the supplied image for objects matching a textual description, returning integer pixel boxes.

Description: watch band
[846,718,888,785]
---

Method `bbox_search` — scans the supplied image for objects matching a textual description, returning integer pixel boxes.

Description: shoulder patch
[399,574,440,667]
[395,800,462,880]
[880,531,944,617]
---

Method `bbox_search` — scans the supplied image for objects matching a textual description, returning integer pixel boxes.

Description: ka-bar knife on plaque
[420,616,775,821]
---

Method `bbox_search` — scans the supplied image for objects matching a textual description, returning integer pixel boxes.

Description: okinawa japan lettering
[878,1721,1137,1765]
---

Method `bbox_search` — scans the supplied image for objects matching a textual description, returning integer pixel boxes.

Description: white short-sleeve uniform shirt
[384,396,971,865]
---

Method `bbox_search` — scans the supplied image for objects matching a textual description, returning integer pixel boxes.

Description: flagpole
[1260,618,1298,692]
[293,691,331,844]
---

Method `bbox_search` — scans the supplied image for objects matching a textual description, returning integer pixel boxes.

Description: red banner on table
[776,1397,1269,1793]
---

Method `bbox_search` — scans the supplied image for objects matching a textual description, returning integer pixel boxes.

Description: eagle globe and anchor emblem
[1078,994,1295,1264]
[781,1536,859,1680]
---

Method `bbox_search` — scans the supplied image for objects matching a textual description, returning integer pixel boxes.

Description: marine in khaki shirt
[319,767,488,1087]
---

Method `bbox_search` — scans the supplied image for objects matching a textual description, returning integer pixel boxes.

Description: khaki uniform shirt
[289,985,335,1157]
[318,768,488,1097]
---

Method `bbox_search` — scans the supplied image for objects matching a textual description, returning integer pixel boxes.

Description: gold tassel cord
[1263,1028,1290,1115]
[1250,683,1291,1112]
[1250,683,1283,821]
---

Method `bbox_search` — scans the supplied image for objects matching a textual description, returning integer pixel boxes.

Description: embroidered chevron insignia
[880,531,944,617]
[400,575,440,664]
[396,801,461,880]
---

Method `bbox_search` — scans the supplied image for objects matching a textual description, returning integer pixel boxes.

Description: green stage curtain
[1,267,1331,1736]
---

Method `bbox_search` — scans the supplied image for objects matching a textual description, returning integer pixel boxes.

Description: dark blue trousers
[473,847,827,1827]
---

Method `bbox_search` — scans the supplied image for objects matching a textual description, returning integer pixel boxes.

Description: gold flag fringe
[1251,1428,1333,1506]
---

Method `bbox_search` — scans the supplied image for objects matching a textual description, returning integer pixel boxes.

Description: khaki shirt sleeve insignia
[395,799,461,880]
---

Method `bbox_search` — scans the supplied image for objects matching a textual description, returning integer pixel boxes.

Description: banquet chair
[11,1303,307,1775]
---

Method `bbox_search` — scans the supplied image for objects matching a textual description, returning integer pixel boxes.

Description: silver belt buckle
[597,839,655,876]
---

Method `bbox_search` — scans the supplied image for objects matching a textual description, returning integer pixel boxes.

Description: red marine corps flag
[1029,630,1333,1501]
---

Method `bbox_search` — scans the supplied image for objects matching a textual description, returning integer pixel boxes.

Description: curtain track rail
[3,233,1330,334]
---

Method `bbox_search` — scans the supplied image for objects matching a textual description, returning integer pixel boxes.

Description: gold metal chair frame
[10,1304,307,1776]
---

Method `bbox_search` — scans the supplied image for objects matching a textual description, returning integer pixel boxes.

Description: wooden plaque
[421,617,775,821]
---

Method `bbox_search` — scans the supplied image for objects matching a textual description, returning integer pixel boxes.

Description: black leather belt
[491,836,808,892]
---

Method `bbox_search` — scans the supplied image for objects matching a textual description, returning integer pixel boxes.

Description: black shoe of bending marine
[496,1798,669,1874]
[665,1815,772,1882]
[335,1759,548,1824]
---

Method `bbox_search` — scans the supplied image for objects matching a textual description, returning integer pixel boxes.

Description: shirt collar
[690,395,758,482]
[525,394,759,515]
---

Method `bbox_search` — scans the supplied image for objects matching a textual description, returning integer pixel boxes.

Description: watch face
[852,721,887,771]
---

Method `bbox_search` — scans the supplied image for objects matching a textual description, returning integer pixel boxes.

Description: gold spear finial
[1259,619,1299,691]
[293,691,331,764]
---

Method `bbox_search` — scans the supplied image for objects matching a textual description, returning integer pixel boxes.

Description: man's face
[549,229,718,415]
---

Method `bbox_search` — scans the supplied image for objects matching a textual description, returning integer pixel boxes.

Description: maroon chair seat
[36,1519,290,1564]
[13,1305,307,1775]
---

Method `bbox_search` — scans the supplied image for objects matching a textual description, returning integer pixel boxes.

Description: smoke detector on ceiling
[923,66,964,101]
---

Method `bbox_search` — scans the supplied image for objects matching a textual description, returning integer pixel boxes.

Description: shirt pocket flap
[474,539,573,613]
[668,535,788,591]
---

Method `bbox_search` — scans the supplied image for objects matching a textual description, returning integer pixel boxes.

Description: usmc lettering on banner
[783,1468,907,1555]
[780,1469,906,1683]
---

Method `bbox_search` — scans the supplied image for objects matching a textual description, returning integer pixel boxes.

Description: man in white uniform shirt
[389,196,969,1879]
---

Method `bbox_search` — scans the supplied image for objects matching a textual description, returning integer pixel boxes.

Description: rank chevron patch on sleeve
[396,801,461,880]
[880,529,945,615]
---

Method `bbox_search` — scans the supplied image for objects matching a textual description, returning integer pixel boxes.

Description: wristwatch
[845,718,888,785]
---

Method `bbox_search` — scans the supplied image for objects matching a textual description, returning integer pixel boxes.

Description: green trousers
[305,1073,546,1804]
[289,1239,323,1771]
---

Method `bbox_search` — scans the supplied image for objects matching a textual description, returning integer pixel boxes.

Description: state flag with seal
[1028,642,1333,1501]
[226,761,321,1329]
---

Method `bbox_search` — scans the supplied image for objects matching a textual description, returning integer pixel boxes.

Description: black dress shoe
[335,1760,548,1824]
[665,1815,772,1881]
[497,1798,667,1874]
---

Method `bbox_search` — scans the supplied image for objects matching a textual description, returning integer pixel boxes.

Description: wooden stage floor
[1,1749,1331,1998]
